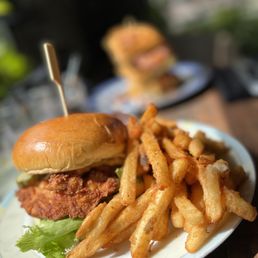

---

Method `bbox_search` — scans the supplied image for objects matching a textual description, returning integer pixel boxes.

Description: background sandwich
[103,21,180,96]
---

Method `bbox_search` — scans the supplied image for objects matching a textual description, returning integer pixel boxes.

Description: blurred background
[1,0,258,164]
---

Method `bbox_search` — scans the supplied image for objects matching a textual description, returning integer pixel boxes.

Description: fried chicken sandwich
[103,21,181,96]
[14,113,127,257]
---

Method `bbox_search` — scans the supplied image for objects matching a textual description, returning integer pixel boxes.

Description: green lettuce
[16,218,82,258]
[115,167,123,179]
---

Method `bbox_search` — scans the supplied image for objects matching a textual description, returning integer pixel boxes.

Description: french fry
[86,194,123,237]
[186,209,233,252]
[141,131,171,188]
[153,208,170,241]
[108,186,157,237]
[194,131,228,155]
[198,165,223,223]
[190,182,205,213]
[127,116,142,140]
[140,103,157,125]
[162,138,186,160]
[108,222,137,246]
[174,184,206,227]
[68,187,157,258]
[173,128,185,136]
[73,194,123,254]
[211,159,229,177]
[155,117,177,129]
[189,138,204,157]
[120,142,139,205]
[185,226,209,253]
[148,118,162,136]
[164,152,173,164]
[185,157,198,185]
[193,130,206,142]
[171,200,184,228]
[130,187,173,258]
[184,220,194,233]
[173,132,191,150]
[170,158,189,184]
[138,144,150,173]
[198,153,215,166]
[76,202,107,239]
[223,186,257,221]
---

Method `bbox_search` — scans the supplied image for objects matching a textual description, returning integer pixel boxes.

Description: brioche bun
[12,113,127,174]
[103,22,165,64]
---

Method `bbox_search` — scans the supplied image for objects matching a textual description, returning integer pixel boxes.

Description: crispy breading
[16,171,118,220]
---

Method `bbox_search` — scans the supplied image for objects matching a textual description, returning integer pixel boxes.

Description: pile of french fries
[68,104,257,258]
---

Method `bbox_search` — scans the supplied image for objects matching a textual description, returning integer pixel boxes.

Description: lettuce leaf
[16,218,82,258]
[115,167,123,179]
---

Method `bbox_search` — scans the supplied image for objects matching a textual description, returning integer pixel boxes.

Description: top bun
[103,22,165,64]
[12,113,128,174]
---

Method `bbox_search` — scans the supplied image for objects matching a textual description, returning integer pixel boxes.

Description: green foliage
[181,7,258,56]
[0,46,31,98]
[0,0,12,15]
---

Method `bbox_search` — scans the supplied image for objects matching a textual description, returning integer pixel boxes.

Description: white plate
[0,120,256,258]
[88,62,212,115]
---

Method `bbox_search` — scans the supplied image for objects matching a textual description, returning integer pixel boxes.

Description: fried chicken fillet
[16,170,118,220]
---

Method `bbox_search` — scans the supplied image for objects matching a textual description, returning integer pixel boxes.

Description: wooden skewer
[43,42,69,117]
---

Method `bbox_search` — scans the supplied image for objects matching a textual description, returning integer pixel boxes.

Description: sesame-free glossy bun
[103,22,165,64]
[12,113,127,174]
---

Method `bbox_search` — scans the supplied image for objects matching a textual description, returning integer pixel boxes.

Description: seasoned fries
[174,184,206,227]
[171,200,185,228]
[120,142,139,205]
[109,222,137,245]
[130,187,173,258]
[223,186,257,221]
[162,138,187,159]
[185,226,210,253]
[153,208,170,241]
[140,103,158,125]
[68,187,156,258]
[173,131,191,150]
[76,202,107,239]
[198,165,223,223]
[185,157,198,185]
[189,138,205,157]
[155,117,177,129]
[141,131,171,188]
[170,158,189,184]
[127,116,142,140]
[69,104,257,258]
[71,195,123,257]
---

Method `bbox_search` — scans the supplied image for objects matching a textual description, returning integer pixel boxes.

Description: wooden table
[160,87,258,258]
